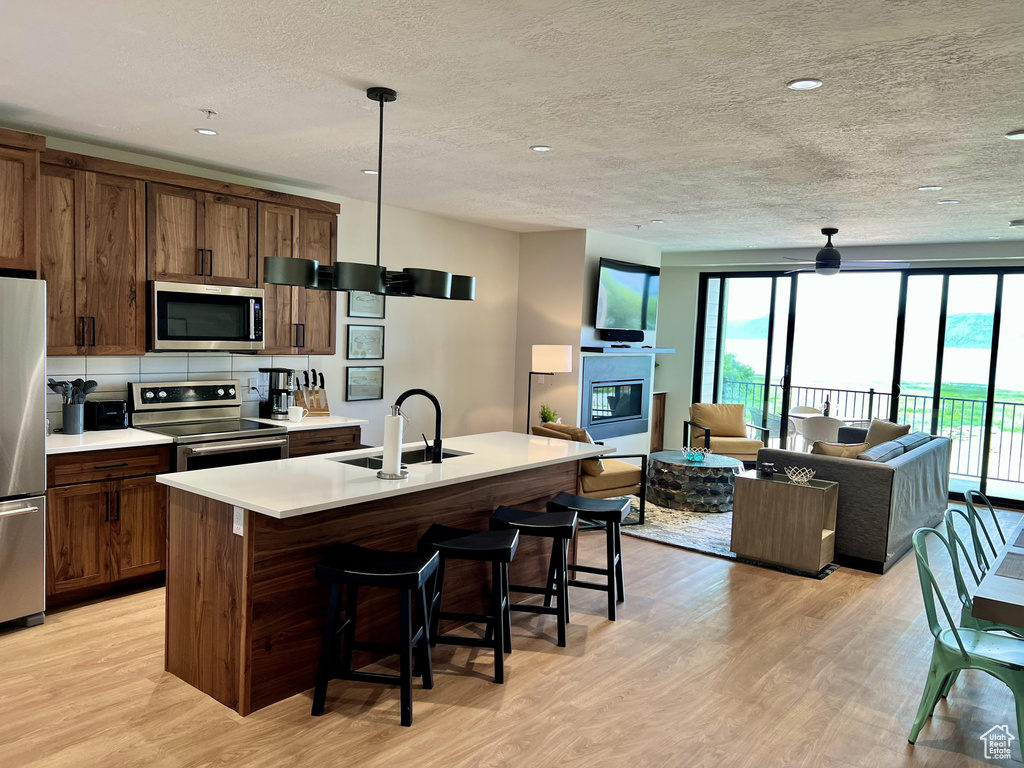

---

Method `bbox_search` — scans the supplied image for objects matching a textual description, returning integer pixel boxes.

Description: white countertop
[157,431,613,519]
[243,415,368,432]
[46,428,174,455]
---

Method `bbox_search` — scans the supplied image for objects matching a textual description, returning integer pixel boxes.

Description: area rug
[620,497,840,580]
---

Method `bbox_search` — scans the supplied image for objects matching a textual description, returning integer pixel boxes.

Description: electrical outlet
[232,506,244,536]
[537,374,546,384]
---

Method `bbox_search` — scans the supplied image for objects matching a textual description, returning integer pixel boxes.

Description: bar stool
[547,492,629,621]
[489,506,579,647]
[311,543,439,727]
[417,524,519,684]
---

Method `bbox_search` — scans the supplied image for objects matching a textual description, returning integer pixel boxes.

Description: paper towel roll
[382,413,404,476]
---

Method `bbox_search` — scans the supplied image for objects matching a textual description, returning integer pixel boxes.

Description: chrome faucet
[395,388,443,463]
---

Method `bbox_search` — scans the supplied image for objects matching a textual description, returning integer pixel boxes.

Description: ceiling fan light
[449,274,476,301]
[263,256,318,287]
[816,264,841,276]
[332,261,388,293]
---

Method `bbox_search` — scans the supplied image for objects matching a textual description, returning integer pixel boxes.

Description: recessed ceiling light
[194,128,217,136]
[918,185,943,191]
[989,236,1002,239]
[530,145,552,152]
[650,219,664,224]
[1005,129,1024,140]
[361,169,378,175]
[937,199,960,205]
[786,78,823,91]
[747,245,758,248]
[1010,219,1024,228]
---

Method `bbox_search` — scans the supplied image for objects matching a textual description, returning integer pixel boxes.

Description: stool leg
[399,588,414,727]
[311,582,341,716]
[606,521,617,621]
[342,584,358,676]
[490,560,505,684]
[614,522,625,604]
[429,557,447,648]
[543,542,558,608]
[501,562,512,655]
[557,538,569,647]
[417,585,434,690]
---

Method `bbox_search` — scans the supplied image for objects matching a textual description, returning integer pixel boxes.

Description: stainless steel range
[128,380,288,471]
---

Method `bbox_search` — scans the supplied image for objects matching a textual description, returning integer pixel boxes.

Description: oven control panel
[129,380,242,411]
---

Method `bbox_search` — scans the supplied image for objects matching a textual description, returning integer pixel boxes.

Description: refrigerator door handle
[0,505,39,518]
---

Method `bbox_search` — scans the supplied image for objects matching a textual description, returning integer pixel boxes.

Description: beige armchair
[684,403,767,463]
[531,423,647,523]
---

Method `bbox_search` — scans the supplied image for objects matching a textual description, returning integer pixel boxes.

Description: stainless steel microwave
[151,281,264,351]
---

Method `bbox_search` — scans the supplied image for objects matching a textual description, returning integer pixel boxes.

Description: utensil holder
[62,403,84,435]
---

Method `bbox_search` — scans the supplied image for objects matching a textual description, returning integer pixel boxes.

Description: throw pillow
[810,441,869,458]
[857,440,905,463]
[533,422,605,475]
[865,419,911,448]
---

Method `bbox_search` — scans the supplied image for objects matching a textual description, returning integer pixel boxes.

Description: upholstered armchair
[683,403,767,464]
[531,423,647,524]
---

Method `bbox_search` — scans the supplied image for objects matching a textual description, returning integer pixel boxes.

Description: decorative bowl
[784,466,816,485]
[684,447,713,462]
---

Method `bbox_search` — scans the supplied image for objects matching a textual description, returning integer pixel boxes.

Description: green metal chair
[908,527,1024,746]
[965,490,1007,573]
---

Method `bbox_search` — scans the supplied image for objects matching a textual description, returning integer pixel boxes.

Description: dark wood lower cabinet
[45,455,168,603]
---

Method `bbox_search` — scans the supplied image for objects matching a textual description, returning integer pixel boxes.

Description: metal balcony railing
[720,379,1024,487]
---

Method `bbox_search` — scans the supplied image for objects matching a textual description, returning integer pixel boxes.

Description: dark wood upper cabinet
[39,167,146,355]
[299,210,337,355]
[205,193,257,287]
[256,202,337,355]
[0,144,39,273]
[147,184,257,288]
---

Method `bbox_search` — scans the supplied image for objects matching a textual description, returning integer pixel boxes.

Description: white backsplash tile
[46,357,86,377]
[230,355,264,373]
[271,355,310,371]
[239,401,259,418]
[188,354,233,373]
[89,373,139,392]
[85,356,141,375]
[141,354,188,374]
[186,371,234,382]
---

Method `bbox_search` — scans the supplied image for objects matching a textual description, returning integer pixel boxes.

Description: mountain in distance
[726,312,1007,349]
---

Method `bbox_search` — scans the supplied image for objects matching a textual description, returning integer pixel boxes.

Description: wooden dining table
[972,515,1024,629]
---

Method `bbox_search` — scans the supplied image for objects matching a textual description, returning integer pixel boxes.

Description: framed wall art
[346,365,384,401]
[347,324,384,360]
[348,290,385,319]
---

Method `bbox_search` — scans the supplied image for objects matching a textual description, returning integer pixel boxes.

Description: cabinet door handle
[310,438,336,445]
[114,490,121,522]
[104,490,110,523]
[299,323,306,348]
[207,249,214,276]
[90,317,97,347]
[78,316,86,347]
[197,248,205,276]
[94,462,129,470]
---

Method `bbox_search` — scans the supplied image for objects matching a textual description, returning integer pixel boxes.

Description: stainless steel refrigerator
[0,277,46,626]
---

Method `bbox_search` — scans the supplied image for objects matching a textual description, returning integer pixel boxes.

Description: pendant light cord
[376,97,384,268]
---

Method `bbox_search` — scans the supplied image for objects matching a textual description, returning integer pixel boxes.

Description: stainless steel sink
[334,448,471,470]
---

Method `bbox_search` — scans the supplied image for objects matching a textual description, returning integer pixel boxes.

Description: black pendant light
[263,87,475,300]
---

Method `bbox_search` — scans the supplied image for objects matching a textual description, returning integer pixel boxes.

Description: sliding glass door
[695,266,1024,509]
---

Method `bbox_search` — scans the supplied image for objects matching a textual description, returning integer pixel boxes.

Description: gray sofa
[756,432,952,573]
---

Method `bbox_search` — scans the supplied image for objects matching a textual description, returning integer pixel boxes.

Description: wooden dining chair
[908,527,1024,746]
[965,490,1007,571]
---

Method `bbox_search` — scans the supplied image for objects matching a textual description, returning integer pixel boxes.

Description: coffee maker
[258,368,295,420]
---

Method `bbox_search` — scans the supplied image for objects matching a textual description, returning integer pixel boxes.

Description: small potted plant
[539,404,558,424]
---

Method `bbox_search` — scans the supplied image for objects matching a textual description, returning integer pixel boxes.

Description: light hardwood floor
[1,516,1020,768]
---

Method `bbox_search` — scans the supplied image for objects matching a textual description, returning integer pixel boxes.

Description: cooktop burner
[141,419,286,444]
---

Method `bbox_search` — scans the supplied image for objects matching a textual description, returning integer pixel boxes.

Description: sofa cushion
[579,458,641,493]
[689,403,747,438]
[857,440,905,463]
[894,431,931,452]
[811,441,869,458]
[865,419,911,447]
[530,423,604,475]
[690,434,763,457]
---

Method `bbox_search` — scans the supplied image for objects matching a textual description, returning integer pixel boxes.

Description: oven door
[177,436,288,472]
[151,281,265,352]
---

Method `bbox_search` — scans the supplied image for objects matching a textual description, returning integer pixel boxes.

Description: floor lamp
[527,345,573,433]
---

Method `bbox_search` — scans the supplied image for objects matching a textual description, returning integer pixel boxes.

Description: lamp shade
[532,344,573,374]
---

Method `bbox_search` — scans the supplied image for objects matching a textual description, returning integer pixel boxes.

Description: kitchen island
[157,431,611,715]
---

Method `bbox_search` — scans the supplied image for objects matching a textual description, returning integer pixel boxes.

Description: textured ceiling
[1,0,1023,250]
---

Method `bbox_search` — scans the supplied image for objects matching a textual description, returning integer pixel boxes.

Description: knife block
[294,388,330,416]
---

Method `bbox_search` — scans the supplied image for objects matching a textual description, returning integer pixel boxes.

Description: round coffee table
[646,452,745,513]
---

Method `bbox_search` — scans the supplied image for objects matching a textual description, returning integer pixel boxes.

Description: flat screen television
[595,258,660,331]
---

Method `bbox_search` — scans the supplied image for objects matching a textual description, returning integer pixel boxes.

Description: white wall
[655,241,1024,450]
[513,230,587,433]
[42,136,521,445]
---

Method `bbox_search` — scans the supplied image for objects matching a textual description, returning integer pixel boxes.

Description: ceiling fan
[785,228,909,275]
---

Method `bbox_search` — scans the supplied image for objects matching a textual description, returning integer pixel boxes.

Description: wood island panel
[166,460,579,715]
